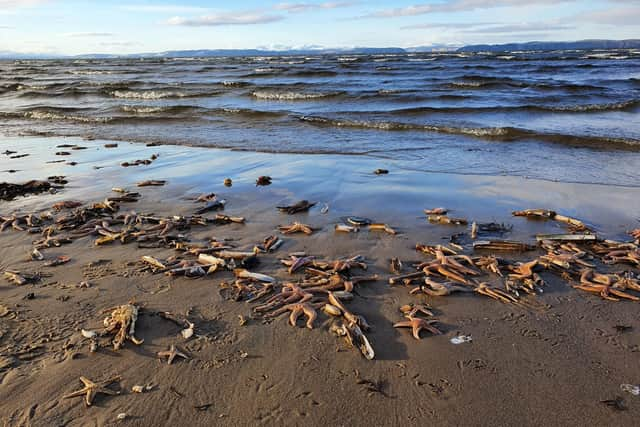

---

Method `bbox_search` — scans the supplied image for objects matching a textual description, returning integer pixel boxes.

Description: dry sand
[1,136,639,426]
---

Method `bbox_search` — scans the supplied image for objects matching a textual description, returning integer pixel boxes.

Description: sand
[1,135,639,426]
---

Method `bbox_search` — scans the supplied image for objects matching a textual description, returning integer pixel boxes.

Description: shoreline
[1,134,640,426]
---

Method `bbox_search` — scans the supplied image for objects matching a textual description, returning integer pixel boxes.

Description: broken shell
[322,304,342,316]
[30,248,44,261]
[238,315,248,326]
[224,178,232,187]
[181,322,195,339]
[89,340,98,352]
[332,291,354,301]
[131,385,145,393]
[450,335,473,345]
[116,413,127,421]
[81,329,97,339]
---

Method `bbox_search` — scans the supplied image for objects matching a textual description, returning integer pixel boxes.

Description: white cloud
[365,0,569,18]
[167,11,284,26]
[275,1,357,13]
[66,32,115,38]
[461,22,574,33]
[120,4,209,13]
[576,6,640,25]
[0,0,48,7]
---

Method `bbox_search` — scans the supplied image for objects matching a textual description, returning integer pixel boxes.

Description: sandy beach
[1,135,639,426]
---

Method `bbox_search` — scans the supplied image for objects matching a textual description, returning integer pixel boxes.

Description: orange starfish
[63,376,120,406]
[393,316,442,340]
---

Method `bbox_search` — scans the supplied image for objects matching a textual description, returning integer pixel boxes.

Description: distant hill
[457,39,640,53]
[2,40,639,60]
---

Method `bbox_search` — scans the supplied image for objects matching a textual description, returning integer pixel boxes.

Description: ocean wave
[250,90,342,100]
[297,115,640,149]
[390,99,640,114]
[110,90,190,99]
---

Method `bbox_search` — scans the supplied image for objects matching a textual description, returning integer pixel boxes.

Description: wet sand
[1,135,639,426]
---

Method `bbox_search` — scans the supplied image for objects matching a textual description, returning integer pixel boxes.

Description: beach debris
[4,270,41,286]
[63,376,120,406]
[399,303,433,317]
[195,193,216,202]
[238,315,248,326]
[473,240,535,252]
[615,325,632,333]
[235,269,276,283]
[137,180,166,187]
[347,216,371,226]
[194,198,226,215]
[321,203,329,214]
[335,224,358,233]
[254,235,283,253]
[56,151,71,156]
[390,258,402,274]
[44,255,71,267]
[424,208,448,215]
[450,335,473,345]
[279,222,315,235]
[181,321,195,339]
[428,215,468,225]
[277,200,316,214]
[374,169,389,175]
[368,223,397,235]
[30,248,44,261]
[224,178,232,187]
[601,396,627,411]
[104,143,118,148]
[116,413,127,421]
[157,345,189,364]
[256,176,272,186]
[536,233,597,242]
[471,222,478,239]
[0,180,52,201]
[131,384,153,393]
[620,384,640,396]
[81,329,97,339]
[103,303,144,350]
[393,316,442,340]
[331,321,375,360]
[513,208,589,231]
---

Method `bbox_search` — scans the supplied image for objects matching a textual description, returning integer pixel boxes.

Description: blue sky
[0,0,638,54]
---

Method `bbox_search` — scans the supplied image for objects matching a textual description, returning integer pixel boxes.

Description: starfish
[399,303,434,317]
[157,345,189,364]
[63,376,120,406]
[393,316,442,340]
[265,302,319,329]
[278,222,314,235]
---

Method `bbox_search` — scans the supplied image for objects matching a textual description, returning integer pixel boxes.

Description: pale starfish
[63,376,120,406]
[157,345,189,364]
[266,302,319,329]
[393,316,442,340]
[278,222,314,235]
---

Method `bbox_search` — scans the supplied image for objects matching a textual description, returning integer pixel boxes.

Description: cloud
[66,32,115,38]
[402,21,498,30]
[364,0,569,18]
[274,1,357,13]
[576,6,640,25]
[167,11,284,26]
[120,4,209,13]
[461,22,574,33]
[0,0,48,7]
[99,41,138,47]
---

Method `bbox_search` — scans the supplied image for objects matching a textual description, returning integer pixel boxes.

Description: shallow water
[1,50,640,185]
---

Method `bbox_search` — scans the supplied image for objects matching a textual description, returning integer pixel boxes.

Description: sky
[0,0,638,54]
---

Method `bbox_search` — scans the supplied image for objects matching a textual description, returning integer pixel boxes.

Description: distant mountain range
[457,39,640,52]
[2,40,639,60]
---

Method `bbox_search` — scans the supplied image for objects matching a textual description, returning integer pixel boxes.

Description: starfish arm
[302,305,317,329]
[63,389,89,399]
[412,325,423,340]
[85,389,97,406]
[393,321,412,328]
[289,306,302,327]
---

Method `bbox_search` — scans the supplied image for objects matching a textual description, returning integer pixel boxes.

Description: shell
[181,322,194,339]
[131,385,144,393]
[322,304,342,316]
[81,329,97,339]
